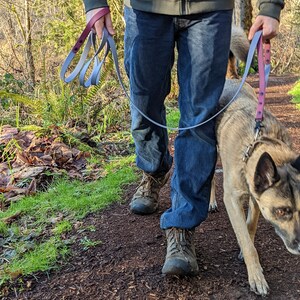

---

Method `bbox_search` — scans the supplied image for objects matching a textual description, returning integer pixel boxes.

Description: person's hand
[248,16,279,42]
[86,7,115,38]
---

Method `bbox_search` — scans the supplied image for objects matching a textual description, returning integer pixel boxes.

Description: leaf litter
[0,125,103,207]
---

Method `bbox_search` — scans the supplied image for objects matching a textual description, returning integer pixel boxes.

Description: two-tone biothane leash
[60,8,271,131]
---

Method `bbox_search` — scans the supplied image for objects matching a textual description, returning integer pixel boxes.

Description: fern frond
[82,58,115,106]
[0,91,43,114]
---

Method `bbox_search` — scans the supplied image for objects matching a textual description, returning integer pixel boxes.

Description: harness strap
[243,136,285,162]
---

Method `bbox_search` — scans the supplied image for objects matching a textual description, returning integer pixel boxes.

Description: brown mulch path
[6,75,300,300]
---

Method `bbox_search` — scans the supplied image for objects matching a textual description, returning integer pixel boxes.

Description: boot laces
[167,228,194,261]
[135,172,166,197]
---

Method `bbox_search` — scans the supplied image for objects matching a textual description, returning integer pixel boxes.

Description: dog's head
[253,152,300,255]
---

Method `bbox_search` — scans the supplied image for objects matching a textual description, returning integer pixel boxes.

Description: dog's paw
[208,200,219,213]
[248,268,269,297]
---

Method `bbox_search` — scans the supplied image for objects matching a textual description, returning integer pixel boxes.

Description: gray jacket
[83,0,284,21]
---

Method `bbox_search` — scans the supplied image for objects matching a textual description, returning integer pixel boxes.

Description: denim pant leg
[124,7,174,175]
[160,10,233,229]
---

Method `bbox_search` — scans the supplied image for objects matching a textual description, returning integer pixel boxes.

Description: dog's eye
[276,208,285,217]
[275,207,292,218]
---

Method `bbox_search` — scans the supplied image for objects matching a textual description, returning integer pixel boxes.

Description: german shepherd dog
[210,27,300,296]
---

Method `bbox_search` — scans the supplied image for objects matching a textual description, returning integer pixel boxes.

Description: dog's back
[218,79,292,149]
[217,79,293,174]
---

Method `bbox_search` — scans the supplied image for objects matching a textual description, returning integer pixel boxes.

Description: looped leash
[60,7,110,85]
[61,16,270,132]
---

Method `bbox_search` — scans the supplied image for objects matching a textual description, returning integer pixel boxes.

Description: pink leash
[254,36,271,137]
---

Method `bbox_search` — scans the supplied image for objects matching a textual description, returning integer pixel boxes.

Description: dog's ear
[291,156,300,172]
[254,152,280,194]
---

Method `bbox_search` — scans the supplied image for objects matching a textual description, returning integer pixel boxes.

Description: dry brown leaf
[12,166,46,180]
[0,126,92,203]
[2,211,22,224]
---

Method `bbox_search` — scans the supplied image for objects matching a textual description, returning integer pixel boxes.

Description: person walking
[83,0,284,276]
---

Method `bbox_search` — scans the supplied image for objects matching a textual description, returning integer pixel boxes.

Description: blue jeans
[124,7,232,229]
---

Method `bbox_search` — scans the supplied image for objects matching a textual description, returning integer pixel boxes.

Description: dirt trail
[7,75,300,300]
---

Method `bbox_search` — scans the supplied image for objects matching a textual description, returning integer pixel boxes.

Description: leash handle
[60,7,110,83]
[255,35,271,122]
[72,7,110,53]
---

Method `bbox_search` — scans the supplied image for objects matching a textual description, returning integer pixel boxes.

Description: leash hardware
[243,143,254,162]
[254,119,263,140]
[243,120,264,162]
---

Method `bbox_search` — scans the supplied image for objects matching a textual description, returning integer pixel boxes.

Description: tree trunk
[24,0,36,90]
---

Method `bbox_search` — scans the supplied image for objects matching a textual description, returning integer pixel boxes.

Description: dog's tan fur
[210,31,300,296]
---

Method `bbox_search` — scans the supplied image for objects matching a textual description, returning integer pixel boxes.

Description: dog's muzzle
[286,239,300,255]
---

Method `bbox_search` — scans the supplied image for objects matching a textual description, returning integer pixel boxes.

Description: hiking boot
[162,227,199,276]
[130,171,170,215]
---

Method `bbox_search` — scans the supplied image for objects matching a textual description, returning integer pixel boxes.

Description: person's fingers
[86,8,114,38]
[261,18,279,41]
[105,14,115,35]
[248,16,279,42]
[94,18,105,38]
[248,19,263,41]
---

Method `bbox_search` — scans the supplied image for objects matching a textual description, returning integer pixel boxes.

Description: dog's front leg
[239,198,261,260]
[223,188,269,296]
[246,198,260,243]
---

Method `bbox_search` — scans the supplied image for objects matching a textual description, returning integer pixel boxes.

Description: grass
[52,220,73,235]
[289,80,300,109]
[3,238,68,280]
[166,107,180,130]
[0,100,179,290]
[0,155,137,289]
[80,236,102,250]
